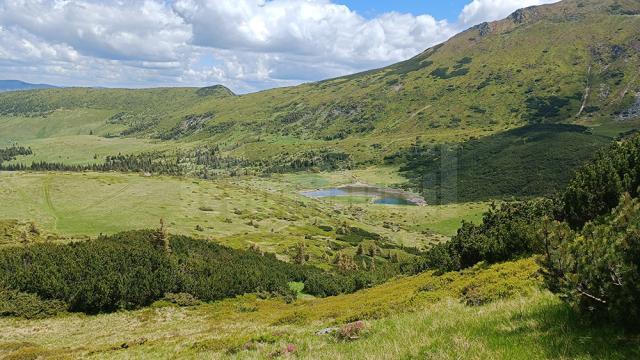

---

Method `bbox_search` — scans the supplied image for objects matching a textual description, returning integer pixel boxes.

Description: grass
[0,171,487,266]
[0,258,637,359]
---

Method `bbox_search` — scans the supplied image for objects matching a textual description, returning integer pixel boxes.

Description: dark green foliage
[540,194,640,326]
[396,124,611,204]
[0,145,350,178]
[423,198,557,272]
[0,145,32,165]
[0,288,67,319]
[387,57,434,76]
[256,150,352,173]
[561,134,640,228]
[430,66,470,80]
[170,235,297,300]
[0,230,415,315]
[525,95,578,123]
[0,231,176,313]
[536,134,640,324]
[336,226,382,245]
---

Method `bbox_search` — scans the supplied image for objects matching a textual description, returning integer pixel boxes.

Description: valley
[1,0,640,358]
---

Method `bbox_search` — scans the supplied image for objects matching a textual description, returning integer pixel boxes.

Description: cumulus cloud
[174,0,452,65]
[459,0,560,26]
[0,0,561,92]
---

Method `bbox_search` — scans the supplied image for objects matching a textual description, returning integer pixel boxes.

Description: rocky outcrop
[619,93,640,120]
[509,7,539,24]
[475,22,492,37]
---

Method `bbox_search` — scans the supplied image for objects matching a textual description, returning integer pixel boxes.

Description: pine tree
[356,244,364,256]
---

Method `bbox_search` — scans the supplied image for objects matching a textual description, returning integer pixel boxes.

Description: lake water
[300,185,423,206]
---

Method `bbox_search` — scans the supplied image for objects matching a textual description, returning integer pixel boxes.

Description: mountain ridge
[0,80,58,92]
[0,0,638,163]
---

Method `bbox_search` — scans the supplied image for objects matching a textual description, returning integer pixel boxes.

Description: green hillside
[394,124,612,203]
[0,0,638,165]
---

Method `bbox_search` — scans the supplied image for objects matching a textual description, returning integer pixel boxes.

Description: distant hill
[0,0,638,163]
[0,80,58,92]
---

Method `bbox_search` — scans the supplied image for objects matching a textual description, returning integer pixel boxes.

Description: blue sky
[337,0,471,20]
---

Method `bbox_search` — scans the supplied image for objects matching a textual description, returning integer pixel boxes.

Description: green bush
[0,230,176,313]
[561,135,640,228]
[423,198,557,272]
[539,194,640,325]
[0,288,67,319]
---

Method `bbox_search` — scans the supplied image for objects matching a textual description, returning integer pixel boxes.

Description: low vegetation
[393,124,611,203]
[0,229,421,314]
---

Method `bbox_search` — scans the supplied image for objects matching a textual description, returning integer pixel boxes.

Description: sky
[0,0,559,93]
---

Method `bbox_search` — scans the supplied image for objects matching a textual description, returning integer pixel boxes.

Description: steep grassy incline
[0,0,638,163]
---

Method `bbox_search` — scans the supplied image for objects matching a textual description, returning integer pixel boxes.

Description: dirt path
[42,178,59,231]
[409,105,432,119]
[71,183,132,215]
[576,65,592,117]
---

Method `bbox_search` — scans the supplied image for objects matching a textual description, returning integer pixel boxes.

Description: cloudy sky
[0,0,558,93]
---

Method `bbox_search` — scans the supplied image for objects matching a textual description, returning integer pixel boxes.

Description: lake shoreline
[300,183,427,206]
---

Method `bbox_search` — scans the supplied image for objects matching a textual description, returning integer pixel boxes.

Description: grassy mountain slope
[0,0,638,164]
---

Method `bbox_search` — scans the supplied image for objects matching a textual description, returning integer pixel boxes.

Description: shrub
[539,194,640,326]
[0,288,67,319]
[0,231,176,313]
[561,134,640,228]
[161,292,201,307]
[423,198,557,272]
[0,230,416,315]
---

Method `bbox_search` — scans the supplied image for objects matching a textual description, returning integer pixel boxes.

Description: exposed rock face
[611,45,626,59]
[619,93,640,120]
[475,22,491,37]
[509,7,539,24]
[510,9,528,23]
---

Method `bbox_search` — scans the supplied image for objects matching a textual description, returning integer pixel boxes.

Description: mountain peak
[195,85,235,98]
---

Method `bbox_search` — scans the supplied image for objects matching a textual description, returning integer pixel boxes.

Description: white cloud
[459,0,560,26]
[0,0,191,62]
[174,0,453,65]
[0,0,562,92]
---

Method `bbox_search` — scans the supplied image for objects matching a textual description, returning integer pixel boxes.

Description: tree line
[0,145,32,165]
[0,145,352,178]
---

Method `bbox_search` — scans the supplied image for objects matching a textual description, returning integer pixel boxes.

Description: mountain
[0,0,638,164]
[0,80,58,92]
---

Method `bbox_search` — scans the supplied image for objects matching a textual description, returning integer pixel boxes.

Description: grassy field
[1,258,637,359]
[0,171,487,265]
